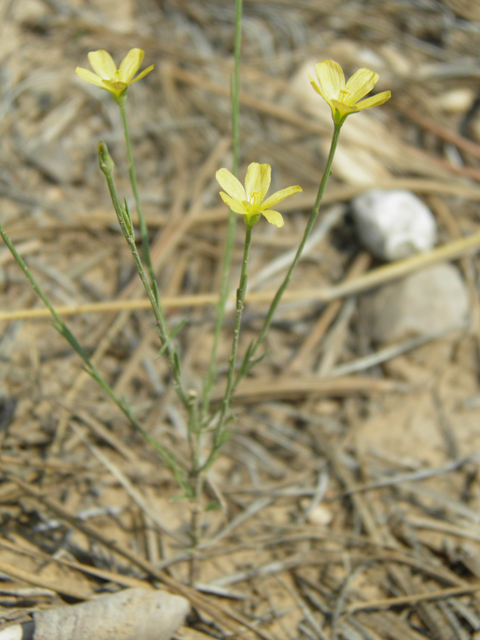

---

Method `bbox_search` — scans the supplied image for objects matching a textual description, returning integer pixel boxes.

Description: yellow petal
[101,80,128,95]
[219,192,248,215]
[355,91,391,110]
[88,50,117,79]
[262,210,284,227]
[314,60,345,101]
[119,48,144,83]
[75,67,105,88]
[330,99,359,116]
[309,76,332,108]
[345,68,378,104]
[261,185,302,210]
[245,163,271,201]
[216,168,246,201]
[129,64,154,85]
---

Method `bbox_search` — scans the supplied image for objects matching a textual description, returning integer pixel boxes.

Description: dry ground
[2,1,480,639]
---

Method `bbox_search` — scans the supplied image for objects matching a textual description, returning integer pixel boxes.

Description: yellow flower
[76,48,154,100]
[216,163,302,228]
[310,59,391,126]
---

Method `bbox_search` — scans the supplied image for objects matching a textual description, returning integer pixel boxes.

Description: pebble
[305,504,333,526]
[30,589,190,640]
[351,189,437,261]
[369,264,469,343]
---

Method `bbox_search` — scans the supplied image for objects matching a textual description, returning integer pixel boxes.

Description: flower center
[245,191,261,214]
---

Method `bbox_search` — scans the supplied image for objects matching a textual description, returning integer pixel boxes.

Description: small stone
[306,504,333,526]
[33,589,190,640]
[351,189,437,261]
[369,264,469,343]
[435,88,474,114]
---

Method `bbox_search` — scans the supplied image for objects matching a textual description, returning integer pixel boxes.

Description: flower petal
[245,162,271,201]
[101,80,128,95]
[119,48,144,83]
[88,50,117,79]
[345,68,378,104]
[219,192,248,215]
[262,210,284,227]
[330,99,359,115]
[314,60,345,101]
[216,168,246,201]
[309,76,333,109]
[355,90,391,110]
[75,67,106,88]
[260,185,302,210]
[129,64,155,85]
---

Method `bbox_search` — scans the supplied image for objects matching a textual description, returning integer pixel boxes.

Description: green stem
[118,97,157,298]
[234,124,342,387]
[203,223,253,471]
[0,224,78,354]
[0,221,187,488]
[201,0,243,421]
[98,143,192,413]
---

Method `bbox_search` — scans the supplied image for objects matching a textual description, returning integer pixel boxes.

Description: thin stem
[201,0,243,421]
[234,124,342,387]
[118,98,157,297]
[188,470,204,584]
[203,223,253,471]
[0,221,187,487]
[99,143,192,413]
[0,224,79,354]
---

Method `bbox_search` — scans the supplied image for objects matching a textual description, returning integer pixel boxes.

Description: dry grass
[2,1,480,638]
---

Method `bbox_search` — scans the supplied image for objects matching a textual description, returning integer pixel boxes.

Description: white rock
[369,264,469,343]
[32,589,190,640]
[352,189,437,261]
[306,504,333,526]
[435,88,474,114]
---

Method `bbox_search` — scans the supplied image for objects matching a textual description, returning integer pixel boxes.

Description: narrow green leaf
[157,319,187,357]
[122,198,135,238]
[206,500,222,512]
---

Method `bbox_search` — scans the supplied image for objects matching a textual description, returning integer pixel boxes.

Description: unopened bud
[98,141,115,176]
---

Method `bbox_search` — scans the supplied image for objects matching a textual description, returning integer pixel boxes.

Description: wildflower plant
[0,3,391,558]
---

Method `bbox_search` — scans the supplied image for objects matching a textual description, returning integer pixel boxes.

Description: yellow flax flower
[216,163,302,228]
[310,59,391,126]
[76,48,154,100]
